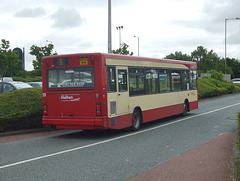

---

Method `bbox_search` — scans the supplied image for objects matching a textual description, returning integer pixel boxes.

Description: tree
[112,43,133,55]
[226,58,240,78]
[30,43,57,70]
[165,51,191,61]
[0,39,21,78]
[191,46,224,74]
[191,46,207,62]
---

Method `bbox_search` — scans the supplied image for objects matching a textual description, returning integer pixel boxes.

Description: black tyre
[131,110,141,131]
[181,102,188,117]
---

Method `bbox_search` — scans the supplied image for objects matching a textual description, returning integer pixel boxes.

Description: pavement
[0,129,237,180]
[127,132,236,181]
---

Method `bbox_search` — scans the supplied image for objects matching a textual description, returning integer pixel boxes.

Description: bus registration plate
[80,58,88,65]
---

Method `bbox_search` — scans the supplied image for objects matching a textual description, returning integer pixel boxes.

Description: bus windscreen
[47,67,95,88]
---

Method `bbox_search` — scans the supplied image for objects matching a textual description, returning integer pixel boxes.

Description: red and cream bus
[42,53,198,131]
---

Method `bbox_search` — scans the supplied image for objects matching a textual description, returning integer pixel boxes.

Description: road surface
[0,94,239,180]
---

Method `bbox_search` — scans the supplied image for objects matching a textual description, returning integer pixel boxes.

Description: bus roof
[43,53,197,70]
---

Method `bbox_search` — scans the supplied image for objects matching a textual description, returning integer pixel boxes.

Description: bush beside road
[0,88,42,132]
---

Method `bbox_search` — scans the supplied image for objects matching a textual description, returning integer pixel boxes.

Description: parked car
[231,78,240,84]
[0,81,32,94]
[27,82,42,87]
[0,77,13,82]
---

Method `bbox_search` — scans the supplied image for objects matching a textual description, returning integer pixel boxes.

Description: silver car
[27,82,42,87]
[0,81,32,94]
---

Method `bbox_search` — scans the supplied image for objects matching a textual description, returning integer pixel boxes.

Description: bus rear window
[47,67,95,88]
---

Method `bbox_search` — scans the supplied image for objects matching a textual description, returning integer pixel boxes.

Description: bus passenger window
[129,68,145,96]
[107,67,116,92]
[159,70,171,92]
[171,70,181,91]
[146,69,158,94]
[182,70,190,91]
[118,69,127,92]
[190,70,197,90]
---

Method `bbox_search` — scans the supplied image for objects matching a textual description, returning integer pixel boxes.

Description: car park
[0,81,32,94]
[27,82,42,87]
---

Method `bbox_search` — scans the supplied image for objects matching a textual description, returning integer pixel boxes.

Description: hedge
[198,77,240,99]
[0,88,43,132]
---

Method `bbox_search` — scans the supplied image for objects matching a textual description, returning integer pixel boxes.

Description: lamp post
[134,36,139,56]
[224,17,240,74]
[116,26,123,49]
[108,0,112,53]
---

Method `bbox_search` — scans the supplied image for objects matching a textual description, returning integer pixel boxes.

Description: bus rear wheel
[181,101,188,117]
[131,110,141,131]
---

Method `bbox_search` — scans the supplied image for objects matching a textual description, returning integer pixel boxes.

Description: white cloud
[50,8,85,29]
[14,7,47,18]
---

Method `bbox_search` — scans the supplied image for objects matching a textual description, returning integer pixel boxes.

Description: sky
[1,0,240,70]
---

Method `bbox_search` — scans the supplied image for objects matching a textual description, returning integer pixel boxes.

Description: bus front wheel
[131,110,141,131]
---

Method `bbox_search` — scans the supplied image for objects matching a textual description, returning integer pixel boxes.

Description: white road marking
[1,102,240,169]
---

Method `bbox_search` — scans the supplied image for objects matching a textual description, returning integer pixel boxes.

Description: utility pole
[108,0,112,53]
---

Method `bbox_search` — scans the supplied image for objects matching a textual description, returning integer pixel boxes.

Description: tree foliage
[0,39,22,78]
[165,51,191,61]
[112,43,133,56]
[30,43,57,70]
[165,46,240,78]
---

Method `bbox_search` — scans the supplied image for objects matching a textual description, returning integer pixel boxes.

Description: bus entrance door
[116,67,129,115]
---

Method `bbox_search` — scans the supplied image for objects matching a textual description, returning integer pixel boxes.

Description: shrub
[13,76,42,82]
[207,70,223,81]
[198,77,239,99]
[0,88,43,132]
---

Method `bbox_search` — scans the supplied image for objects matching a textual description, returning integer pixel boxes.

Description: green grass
[234,113,240,180]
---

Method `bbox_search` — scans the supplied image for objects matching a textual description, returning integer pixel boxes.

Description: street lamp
[108,0,112,53]
[116,26,123,49]
[224,17,240,74]
[134,36,139,56]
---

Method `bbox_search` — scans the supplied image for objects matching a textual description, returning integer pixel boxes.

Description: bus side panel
[106,114,132,130]
[189,101,198,111]
[142,103,183,123]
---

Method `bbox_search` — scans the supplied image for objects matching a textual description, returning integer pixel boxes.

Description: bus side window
[190,70,197,90]
[107,67,117,92]
[182,70,190,91]
[129,68,145,96]
[171,70,182,91]
[159,69,171,93]
[118,69,127,92]
[146,69,158,94]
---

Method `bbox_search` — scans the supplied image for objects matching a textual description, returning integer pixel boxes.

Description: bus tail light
[43,104,48,116]
[96,103,101,116]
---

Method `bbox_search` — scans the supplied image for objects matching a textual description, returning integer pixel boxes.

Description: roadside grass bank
[198,77,240,99]
[234,112,240,181]
[0,77,240,132]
